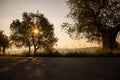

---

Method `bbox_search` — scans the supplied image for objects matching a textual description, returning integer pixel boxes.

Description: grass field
[1,50,120,57]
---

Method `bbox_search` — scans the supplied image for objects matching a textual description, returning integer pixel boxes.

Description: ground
[0,57,120,80]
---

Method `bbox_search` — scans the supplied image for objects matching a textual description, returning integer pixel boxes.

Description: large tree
[10,11,58,55]
[62,0,120,51]
[0,30,10,54]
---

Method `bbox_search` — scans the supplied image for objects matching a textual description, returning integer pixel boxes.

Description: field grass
[1,49,120,57]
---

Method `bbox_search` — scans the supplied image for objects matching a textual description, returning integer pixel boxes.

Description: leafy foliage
[62,0,120,50]
[10,11,58,54]
[0,30,10,54]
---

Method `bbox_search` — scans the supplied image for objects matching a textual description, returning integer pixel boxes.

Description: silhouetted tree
[62,0,120,51]
[0,30,10,54]
[10,11,58,55]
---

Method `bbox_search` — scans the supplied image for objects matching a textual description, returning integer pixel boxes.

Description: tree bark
[102,30,118,51]
[0,46,1,54]
[28,45,31,54]
[34,48,37,56]
[25,38,31,54]
[3,47,5,54]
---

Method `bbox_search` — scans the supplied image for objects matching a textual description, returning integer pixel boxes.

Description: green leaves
[10,11,58,53]
[0,31,10,54]
[63,0,120,42]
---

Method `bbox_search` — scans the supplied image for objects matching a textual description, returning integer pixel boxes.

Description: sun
[34,29,39,34]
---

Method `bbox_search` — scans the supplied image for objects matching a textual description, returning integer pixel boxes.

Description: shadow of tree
[0,57,120,80]
[0,57,46,80]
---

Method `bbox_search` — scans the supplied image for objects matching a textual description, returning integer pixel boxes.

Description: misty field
[0,57,120,80]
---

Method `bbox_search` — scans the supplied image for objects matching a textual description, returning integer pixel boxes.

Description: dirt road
[0,57,120,80]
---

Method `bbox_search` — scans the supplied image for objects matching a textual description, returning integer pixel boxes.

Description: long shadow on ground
[0,57,46,80]
[0,57,120,80]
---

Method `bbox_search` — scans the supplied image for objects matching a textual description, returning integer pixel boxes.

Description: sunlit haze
[34,29,39,34]
[0,0,99,49]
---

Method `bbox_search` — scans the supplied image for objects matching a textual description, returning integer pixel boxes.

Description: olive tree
[0,30,10,54]
[10,11,58,54]
[62,0,120,50]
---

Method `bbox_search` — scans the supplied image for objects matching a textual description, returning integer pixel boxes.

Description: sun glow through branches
[33,29,39,34]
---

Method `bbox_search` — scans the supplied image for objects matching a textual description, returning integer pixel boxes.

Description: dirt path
[0,57,120,80]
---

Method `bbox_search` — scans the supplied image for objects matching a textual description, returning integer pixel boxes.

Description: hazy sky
[0,0,99,48]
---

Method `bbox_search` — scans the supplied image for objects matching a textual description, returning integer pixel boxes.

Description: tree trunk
[3,47,5,54]
[0,46,1,54]
[28,45,31,54]
[102,31,117,51]
[34,47,37,56]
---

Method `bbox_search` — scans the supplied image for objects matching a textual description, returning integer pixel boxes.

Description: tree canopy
[62,0,120,50]
[10,11,58,54]
[0,30,10,54]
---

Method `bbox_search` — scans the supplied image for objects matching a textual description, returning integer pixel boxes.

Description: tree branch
[111,24,120,35]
